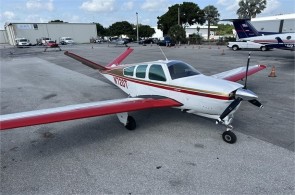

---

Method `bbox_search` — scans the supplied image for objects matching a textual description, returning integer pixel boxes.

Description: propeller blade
[249,99,263,108]
[243,52,251,89]
[219,97,243,121]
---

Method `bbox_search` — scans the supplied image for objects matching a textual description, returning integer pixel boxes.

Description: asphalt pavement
[0,43,294,194]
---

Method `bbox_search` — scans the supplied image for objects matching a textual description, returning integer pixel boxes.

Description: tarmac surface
[0,43,294,194]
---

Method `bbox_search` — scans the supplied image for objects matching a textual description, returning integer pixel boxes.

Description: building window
[33,24,38,30]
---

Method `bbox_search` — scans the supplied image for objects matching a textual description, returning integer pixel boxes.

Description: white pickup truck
[227,41,269,51]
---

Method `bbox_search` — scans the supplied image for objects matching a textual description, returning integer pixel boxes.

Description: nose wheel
[222,130,237,144]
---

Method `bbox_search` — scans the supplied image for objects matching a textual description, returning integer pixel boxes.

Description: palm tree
[237,0,267,19]
[203,5,220,41]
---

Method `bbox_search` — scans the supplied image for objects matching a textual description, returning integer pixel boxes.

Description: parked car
[157,37,175,46]
[139,38,154,44]
[15,38,31,47]
[41,37,51,45]
[95,38,104,43]
[46,40,59,47]
[227,41,270,51]
[59,37,74,45]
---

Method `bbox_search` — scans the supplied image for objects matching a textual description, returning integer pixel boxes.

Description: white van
[59,37,74,44]
[15,38,31,47]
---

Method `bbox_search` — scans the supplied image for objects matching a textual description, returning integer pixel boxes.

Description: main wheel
[222,131,237,144]
[232,45,239,51]
[125,116,136,130]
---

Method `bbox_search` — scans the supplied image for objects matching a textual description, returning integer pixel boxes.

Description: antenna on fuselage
[159,46,168,61]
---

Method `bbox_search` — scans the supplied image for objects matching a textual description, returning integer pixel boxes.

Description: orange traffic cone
[268,66,277,77]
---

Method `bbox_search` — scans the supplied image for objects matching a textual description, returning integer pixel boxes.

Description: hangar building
[4,22,97,45]
[251,13,295,34]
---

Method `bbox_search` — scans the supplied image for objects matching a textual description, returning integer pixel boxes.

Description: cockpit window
[136,65,148,78]
[123,66,135,77]
[168,61,200,79]
[149,64,166,81]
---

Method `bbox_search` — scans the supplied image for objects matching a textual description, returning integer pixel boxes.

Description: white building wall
[5,23,97,45]
[0,30,9,43]
[251,14,295,33]
[185,25,218,39]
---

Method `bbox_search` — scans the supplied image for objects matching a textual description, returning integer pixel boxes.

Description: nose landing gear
[222,125,237,144]
[217,116,237,144]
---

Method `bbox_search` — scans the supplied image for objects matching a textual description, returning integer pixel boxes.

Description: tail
[223,19,261,39]
[64,47,134,70]
[275,37,284,44]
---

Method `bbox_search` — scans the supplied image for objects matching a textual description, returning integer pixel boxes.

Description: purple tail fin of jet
[223,19,261,39]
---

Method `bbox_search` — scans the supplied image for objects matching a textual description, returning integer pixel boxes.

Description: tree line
[95,22,155,40]
[85,0,266,41]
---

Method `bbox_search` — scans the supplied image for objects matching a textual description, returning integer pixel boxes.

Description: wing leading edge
[211,65,266,82]
[0,97,182,130]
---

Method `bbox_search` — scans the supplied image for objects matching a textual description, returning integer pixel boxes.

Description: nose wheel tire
[125,116,136,130]
[222,131,237,144]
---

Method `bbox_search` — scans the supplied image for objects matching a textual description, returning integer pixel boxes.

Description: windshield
[19,39,28,42]
[65,38,72,40]
[167,61,200,80]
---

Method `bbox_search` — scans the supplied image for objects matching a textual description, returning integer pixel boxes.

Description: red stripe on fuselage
[106,73,230,100]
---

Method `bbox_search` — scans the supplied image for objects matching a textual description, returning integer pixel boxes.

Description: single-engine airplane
[0,48,266,143]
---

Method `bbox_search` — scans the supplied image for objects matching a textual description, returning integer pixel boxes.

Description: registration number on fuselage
[113,76,128,88]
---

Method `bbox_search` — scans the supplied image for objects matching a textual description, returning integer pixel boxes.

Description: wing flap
[0,97,182,130]
[211,65,266,82]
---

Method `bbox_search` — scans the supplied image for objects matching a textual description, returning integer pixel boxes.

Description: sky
[0,0,294,30]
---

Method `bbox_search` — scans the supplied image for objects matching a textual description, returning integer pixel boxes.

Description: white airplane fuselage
[241,32,295,44]
[102,60,243,120]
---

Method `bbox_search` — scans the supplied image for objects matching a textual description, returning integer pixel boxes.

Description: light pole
[136,12,139,43]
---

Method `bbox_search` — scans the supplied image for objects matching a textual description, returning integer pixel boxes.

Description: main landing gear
[125,116,136,130]
[116,113,136,130]
[118,112,237,143]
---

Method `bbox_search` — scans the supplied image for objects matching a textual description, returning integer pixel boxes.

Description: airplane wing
[0,96,182,130]
[64,51,107,70]
[211,65,266,82]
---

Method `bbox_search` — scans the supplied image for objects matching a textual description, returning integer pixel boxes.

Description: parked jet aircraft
[0,48,266,144]
[227,19,295,50]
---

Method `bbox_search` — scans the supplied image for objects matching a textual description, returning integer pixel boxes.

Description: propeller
[218,52,263,122]
[243,52,251,89]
